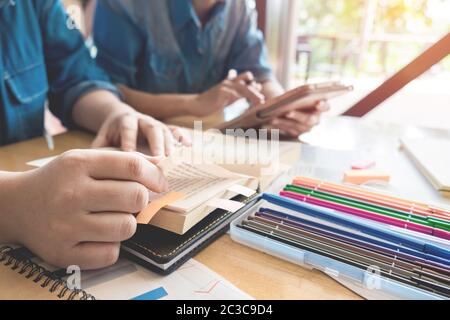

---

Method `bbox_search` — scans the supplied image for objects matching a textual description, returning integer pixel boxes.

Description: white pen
[44,129,54,151]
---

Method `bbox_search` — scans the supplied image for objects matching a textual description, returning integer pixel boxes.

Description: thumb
[134,152,165,165]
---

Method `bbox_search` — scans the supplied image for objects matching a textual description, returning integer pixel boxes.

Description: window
[265,0,450,129]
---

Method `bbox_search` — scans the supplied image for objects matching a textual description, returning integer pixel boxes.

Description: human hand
[191,72,265,117]
[264,101,329,138]
[92,109,191,156]
[10,150,168,269]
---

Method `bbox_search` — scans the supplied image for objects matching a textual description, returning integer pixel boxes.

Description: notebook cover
[122,194,258,274]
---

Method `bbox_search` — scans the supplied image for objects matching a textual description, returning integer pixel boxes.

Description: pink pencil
[280,191,450,241]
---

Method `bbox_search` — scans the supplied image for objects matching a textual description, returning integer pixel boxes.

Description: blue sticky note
[132,287,168,300]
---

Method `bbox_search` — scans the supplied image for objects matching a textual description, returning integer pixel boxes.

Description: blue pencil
[262,193,450,262]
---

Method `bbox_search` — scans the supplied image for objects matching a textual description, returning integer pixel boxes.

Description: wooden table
[4,115,450,299]
[0,127,361,300]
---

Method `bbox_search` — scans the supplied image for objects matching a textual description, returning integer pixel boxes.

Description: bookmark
[136,192,186,224]
[227,185,256,198]
[207,198,245,213]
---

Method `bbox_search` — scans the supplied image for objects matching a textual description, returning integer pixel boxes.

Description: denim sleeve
[35,0,120,128]
[227,3,274,83]
[93,0,145,88]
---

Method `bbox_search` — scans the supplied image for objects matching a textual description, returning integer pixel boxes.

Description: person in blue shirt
[94,0,329,137]
[0,0,188,269]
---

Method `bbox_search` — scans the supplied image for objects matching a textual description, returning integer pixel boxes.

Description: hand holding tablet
[217,82,353,131]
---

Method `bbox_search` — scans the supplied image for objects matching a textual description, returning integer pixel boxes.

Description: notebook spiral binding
[0,246,95,300]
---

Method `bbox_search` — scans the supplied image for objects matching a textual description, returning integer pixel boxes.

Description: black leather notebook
[121,194,259,274]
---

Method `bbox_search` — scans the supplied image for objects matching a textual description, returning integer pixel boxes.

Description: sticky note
[207,198,245,213]
[343,170,390,185]
[227,185,256,197]
[351,160,376,170]
[136,192,186,224]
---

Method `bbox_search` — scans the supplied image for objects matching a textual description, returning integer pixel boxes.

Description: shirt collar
[170,0,226,31]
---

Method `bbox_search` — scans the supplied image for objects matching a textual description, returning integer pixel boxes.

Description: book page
[161,161,247,212]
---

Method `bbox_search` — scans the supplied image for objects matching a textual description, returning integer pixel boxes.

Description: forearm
[119,85,197,120]
[72,90,135,133]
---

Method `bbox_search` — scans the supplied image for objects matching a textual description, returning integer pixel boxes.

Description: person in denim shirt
[94,0,329,138]
[0,0,188,270]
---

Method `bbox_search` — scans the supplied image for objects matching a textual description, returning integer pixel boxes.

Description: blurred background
[59,0,449,133]
[258,0,450,129]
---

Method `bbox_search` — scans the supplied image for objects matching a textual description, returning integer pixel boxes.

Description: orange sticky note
[343,170,390,185]
[136,192,186,224]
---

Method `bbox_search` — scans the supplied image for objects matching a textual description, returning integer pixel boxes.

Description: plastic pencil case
[229,196,446,300]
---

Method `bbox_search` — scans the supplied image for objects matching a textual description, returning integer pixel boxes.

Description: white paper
[227,184,257,197]
[206,198,245,213]
[82,258,252,300]
[26,156,57,168]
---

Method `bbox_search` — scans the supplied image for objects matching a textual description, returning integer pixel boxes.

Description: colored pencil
[262,193,450,261]
[283,185,450,231]
[280,190,450,241]
[293,176,450,220]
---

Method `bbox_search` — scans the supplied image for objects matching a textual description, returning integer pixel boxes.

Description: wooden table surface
[0,129,360,300]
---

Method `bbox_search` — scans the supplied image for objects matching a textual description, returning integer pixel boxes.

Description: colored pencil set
[234,176,450,298]
[281,177,450,240]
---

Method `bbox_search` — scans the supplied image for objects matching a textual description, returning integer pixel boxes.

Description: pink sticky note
[351,160,376,170]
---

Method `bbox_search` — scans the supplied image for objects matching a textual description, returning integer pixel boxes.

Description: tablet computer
[216,82,353,130]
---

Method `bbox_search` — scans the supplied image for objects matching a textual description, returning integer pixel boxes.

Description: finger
[230,81,265,105]
[91,125,110,149]
[140,121,165,157]
[284,111,320,127]
[270,118,313,137]
[251,82,263,92]
[83,150,168,192]
[134,153,165,165]
[83,180,149,213]
[163,128,175,156]
[316,100,330,112]
[233,71,255,83]
[120,114,138,152]
[70,242,121,270]
[218,86,242,107]
[169,126,192,146]
[78,213,137,243]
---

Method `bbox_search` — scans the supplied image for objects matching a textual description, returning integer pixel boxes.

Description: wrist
[108,101,137,118]
[0,171,33,244]
[181,94,202,117]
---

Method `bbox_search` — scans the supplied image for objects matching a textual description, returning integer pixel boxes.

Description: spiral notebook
[0,245,252,300]
[0,246,93,300]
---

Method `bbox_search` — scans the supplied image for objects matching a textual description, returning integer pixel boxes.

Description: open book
[137,153,259,234]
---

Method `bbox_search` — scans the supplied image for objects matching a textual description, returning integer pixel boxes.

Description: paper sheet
[206,198,245,213]
[79,258,252,300]
[27,156,57,168]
